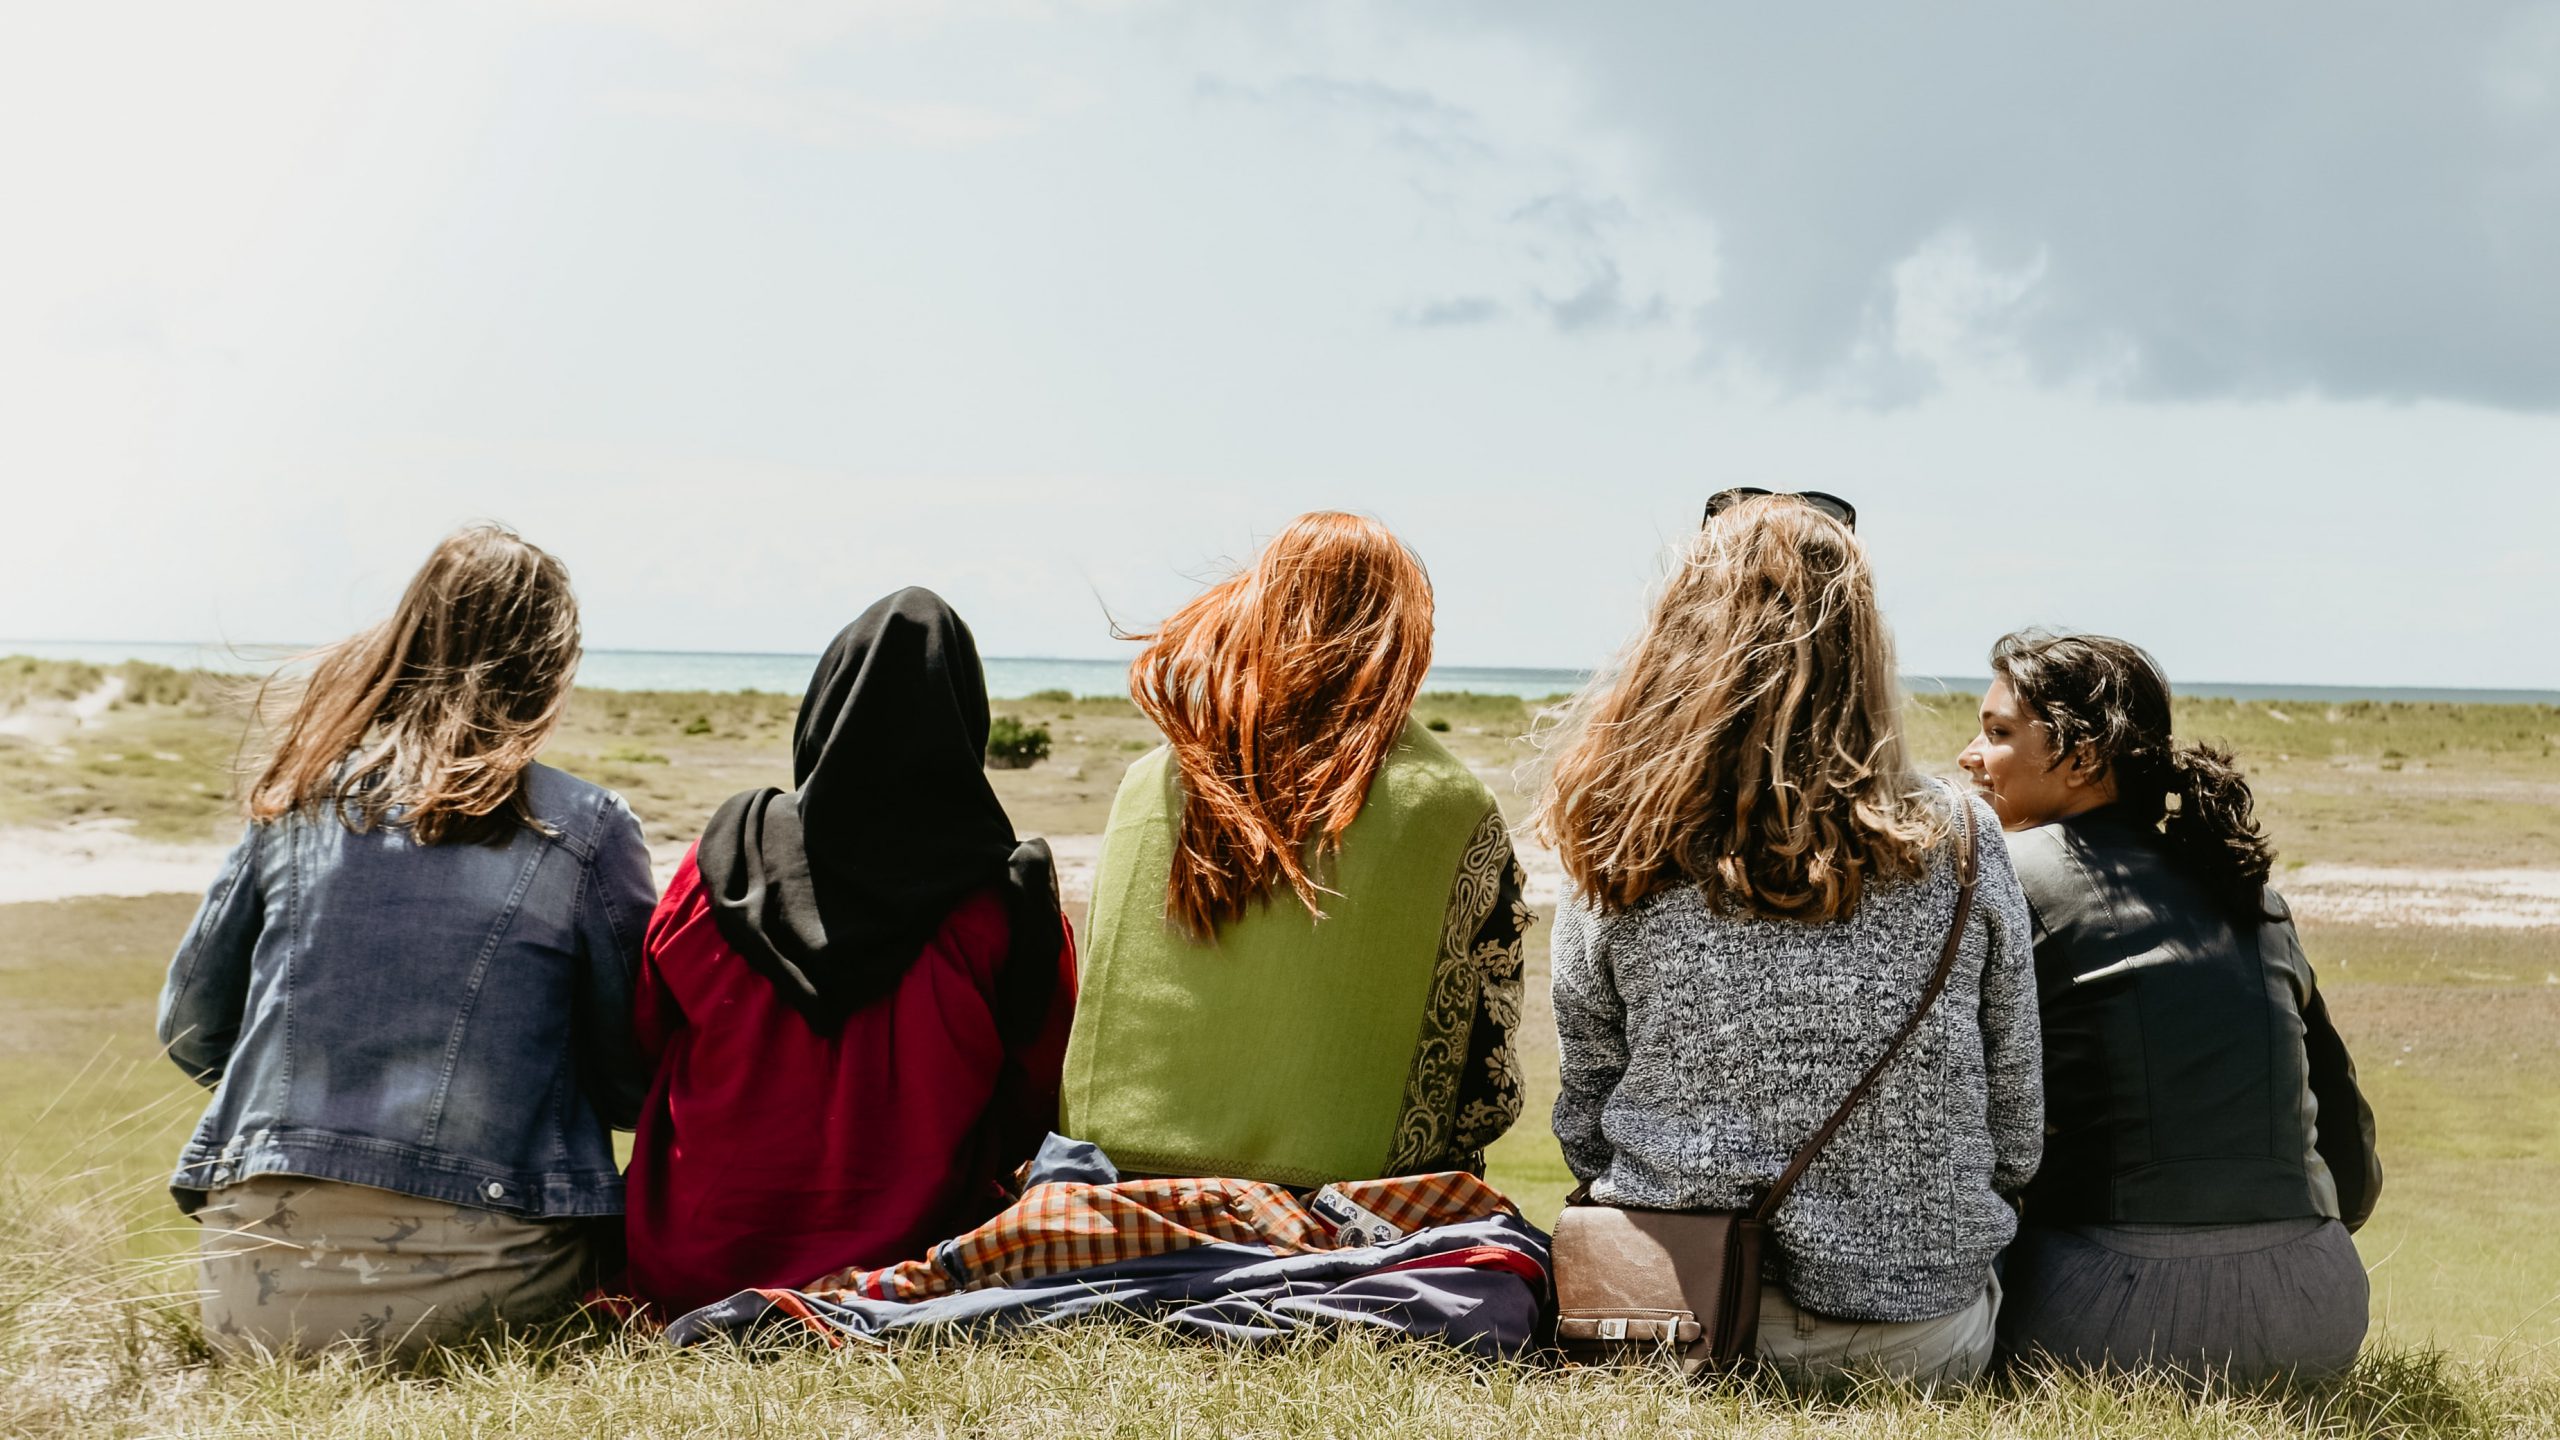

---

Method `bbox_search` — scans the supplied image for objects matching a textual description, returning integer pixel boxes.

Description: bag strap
[1750,784,1979,1224]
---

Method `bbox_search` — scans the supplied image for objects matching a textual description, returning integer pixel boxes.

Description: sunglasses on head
[1702,488,1857,532]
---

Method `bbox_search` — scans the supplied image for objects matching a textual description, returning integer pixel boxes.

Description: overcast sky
[4,2,2555,686]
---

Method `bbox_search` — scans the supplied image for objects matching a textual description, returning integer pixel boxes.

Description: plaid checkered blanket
[806,1170,1517,1302]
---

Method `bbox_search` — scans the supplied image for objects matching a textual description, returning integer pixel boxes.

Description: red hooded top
[623,844,1075,1317]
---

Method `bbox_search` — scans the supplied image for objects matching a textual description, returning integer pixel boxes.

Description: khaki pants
[197,1174,595,1359]
[1753,1273,2000,1388]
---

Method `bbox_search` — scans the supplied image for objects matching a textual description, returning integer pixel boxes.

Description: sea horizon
[6,638,2557,707]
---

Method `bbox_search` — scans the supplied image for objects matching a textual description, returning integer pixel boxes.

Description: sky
[3,1,2556,686]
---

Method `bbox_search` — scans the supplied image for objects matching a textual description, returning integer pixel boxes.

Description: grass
[1901,694,2560,870]
[6,893,2556,1361]
[4,1156,2557,1440]
[7,657,2555,869]
[5,659,2560,1433]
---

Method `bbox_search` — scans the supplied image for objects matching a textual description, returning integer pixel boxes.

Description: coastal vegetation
[984,715,1054,769]
[2,656,2556,1436]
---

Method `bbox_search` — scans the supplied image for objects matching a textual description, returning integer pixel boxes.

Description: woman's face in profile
[1959,678,2100,831]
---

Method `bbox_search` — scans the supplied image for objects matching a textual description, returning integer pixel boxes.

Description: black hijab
[696,587,1065,1033]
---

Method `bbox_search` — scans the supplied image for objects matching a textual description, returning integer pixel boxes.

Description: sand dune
[9,823,2558,934]
[0,818,231,905]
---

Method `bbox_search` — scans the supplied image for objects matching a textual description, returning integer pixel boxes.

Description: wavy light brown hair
[247,524,581,846]
[1536,495,1943,922]
[1128,512,1435,939]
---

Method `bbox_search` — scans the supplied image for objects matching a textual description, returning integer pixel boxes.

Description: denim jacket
[158,763,655,1219]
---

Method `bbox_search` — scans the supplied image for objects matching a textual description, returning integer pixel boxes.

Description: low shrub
[986,716,1052,769]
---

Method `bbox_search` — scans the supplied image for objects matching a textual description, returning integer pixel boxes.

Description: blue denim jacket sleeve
[158,823,264,1086]
[577,793,655,1129]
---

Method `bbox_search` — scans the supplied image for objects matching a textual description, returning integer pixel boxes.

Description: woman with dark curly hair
[1960,631,2381,1385]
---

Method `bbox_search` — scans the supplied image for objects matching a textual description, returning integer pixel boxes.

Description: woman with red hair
[1060,512,1528,1187]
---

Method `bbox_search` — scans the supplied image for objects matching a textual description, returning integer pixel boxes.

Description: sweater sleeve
[1548,895,1626,1185]
[1970,804,2046,1196]
[1447,851,1531,1159]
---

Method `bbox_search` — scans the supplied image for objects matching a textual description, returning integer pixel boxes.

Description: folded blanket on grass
[663,1136,1551,1356]
[665,1214,1551,1356]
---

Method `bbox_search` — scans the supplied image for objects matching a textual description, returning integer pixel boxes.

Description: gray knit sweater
[1550,789,2042,1323]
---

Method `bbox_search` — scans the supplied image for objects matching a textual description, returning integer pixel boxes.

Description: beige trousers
[1753,1273,2001,1388]
[197,1174,596,1359]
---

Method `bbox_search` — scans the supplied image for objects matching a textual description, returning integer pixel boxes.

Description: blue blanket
[666,1212,1552,1357]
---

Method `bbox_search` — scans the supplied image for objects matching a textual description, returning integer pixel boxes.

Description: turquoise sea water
[5,640,2556,707]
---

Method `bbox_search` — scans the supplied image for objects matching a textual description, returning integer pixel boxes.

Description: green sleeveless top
[1061,721,1509,1187]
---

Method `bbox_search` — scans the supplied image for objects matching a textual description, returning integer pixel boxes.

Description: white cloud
[607,84,1033,150]
[2,1,2553,690]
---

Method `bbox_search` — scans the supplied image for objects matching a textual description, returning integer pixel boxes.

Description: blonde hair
[1128,512,1435,939]
[248,524,581,846]
[1535,496,1942,922]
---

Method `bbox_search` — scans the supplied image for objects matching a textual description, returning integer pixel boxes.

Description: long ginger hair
[1536,496,1943,922]
[1128,512,1435,939]
[247,524,582,845]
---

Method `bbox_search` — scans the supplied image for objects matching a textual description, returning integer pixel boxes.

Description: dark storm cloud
[1450,1,2560,408]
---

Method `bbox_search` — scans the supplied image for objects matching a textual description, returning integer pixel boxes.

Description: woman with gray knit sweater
[1539,492,2043,1385]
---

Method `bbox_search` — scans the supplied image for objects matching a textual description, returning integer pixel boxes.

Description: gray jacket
[1550,789,2043,1323]
[158,763,654,1219]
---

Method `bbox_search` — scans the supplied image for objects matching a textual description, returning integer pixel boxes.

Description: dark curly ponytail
[1989,630,2277,923]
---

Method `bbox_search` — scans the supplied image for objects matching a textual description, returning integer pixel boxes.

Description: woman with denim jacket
[157,525,654,1358]
[1960,631,2381,1385]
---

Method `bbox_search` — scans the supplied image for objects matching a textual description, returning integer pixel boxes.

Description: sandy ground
[0,819,236,905]
[0,675,125,742]
[10,822,2558,933]
[2275,864,2560,929]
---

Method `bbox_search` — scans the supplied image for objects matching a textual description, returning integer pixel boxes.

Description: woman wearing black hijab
[623,588,1077,1317]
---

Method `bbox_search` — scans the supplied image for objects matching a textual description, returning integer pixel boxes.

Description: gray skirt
[1996,1217,2368,1386]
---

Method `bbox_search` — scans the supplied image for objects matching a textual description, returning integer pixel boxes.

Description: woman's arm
[2301,967,2382,1231]
[1548,896,1626,1184]
[575,793,658,1130]
[980,918,1080,1184]
[157,824,265,1085]
[1447,853,1532,1160]
[630,845,704,1068]
[1970,811,2046,1195]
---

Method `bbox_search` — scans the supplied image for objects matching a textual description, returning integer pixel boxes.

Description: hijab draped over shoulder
[695,587,1064,1032]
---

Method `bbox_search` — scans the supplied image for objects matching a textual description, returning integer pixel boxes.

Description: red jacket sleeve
[632,843,702,1065]
[975,917,1078,1194]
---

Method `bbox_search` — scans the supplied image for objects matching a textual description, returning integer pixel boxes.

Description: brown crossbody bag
[1551,789,1979,1373]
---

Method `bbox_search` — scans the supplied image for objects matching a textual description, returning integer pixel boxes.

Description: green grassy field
[4,659,2558,1436]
